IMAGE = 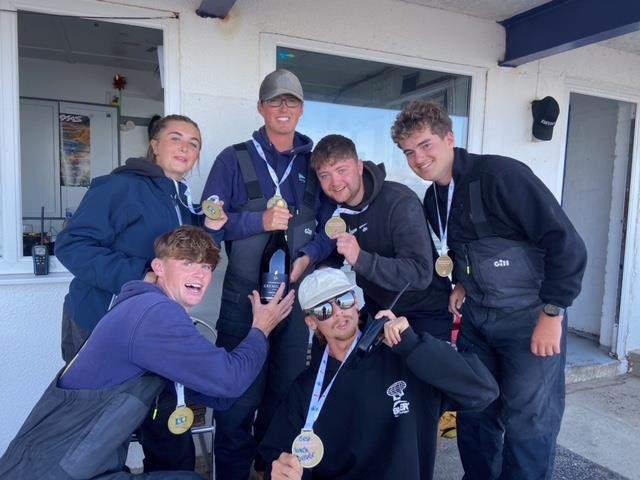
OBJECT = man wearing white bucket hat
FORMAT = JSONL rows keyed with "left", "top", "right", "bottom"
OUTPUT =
{"left": 260, "top": 267, "right": 498, "bottom": 480}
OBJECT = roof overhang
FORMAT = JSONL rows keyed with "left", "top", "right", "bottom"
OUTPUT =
{"left": 500, "top": 0, "right": 640, "bottom": 67}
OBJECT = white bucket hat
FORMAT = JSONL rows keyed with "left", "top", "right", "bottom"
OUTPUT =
{"left": 299, "top": 268, "right": 355, "bottom": 311}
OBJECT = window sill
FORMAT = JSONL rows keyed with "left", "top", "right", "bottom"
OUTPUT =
{"left": 0, "top": 271, "right": 73, "bottom": 286}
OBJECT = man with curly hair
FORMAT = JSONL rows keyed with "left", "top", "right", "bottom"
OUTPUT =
{"left": 391, "top": 100, "right": 587, "bottom": 480}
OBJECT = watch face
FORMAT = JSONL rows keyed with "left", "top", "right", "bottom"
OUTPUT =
{"left": 544, "top": 304, "right": 561, "bottom": 316}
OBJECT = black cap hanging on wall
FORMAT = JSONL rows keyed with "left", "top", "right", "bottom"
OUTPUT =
{"left": 531, "top": 96, "right": 560, "bottom": 141}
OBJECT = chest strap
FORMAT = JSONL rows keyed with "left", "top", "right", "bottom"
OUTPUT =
{"left": 468, "top": 180, "right": 494, "bottom": 238}
{"left": 233, "top": 142, "right": 263, "bottom": 201}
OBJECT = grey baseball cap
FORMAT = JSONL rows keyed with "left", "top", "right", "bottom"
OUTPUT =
{"left": 259, "top": 69, "right": 304, "bottom": 102}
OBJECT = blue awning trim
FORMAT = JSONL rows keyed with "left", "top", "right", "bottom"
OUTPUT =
{"left": 196, "top": 0, "right": 237, "bottom": 19}
{"left": 499, "top": 0, "right": 640, "bottom": 67}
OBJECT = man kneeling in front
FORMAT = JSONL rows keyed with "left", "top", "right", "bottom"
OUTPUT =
{"left": 0, "top": 225, "right": 294, "bottom": 480}
{"left": 260, "top": 268, "right": 499, "bottom": 480}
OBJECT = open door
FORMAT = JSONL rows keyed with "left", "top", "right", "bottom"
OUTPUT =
{"left": 562, "top": 93, "right": 635, "bottom": 352}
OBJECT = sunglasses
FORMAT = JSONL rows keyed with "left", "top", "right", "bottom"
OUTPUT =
{"left": 264, "top": 96, "right": 302, "bottom": 108}
{"left": 305, "top": 291, "right": 356, "bottom": 321}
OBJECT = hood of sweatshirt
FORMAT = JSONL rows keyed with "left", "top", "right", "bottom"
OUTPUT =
{"left": 350, "top": 160, "right": 386, "bottom": 210}
{"left": 113, "top": 280, "right": 166, "bottom": 309}
{"left": 111, "top": 157, "right": 166, "bottom": 178}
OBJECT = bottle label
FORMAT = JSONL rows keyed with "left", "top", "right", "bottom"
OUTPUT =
{"left": 261, "top": 272, "right": 289, "bottom": 302}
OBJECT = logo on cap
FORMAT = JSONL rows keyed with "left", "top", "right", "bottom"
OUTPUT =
{"left": 532, "top": 96, "right": 560, "bottom": 141}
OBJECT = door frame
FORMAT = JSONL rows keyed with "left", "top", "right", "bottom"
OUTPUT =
{"left": 561, "top": 77, "right": 640, "bottom": 364}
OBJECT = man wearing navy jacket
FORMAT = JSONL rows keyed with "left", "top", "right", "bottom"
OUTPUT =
{"left": 0, "top": 226, "right": 294, "bottom": 480}
{"left": 201, "top": 69, "right": 334, "bottom": 478}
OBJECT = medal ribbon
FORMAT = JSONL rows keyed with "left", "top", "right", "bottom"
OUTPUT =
{"left": 174, "top": 382, "right": 186, "bottom": 407}
{"left": 252, "top": 139, "right": 297, "bottom": 197}
{"left": 303, "top": 332, "right": 361, "bottom": 431}
{"left": 331, "top": 204, "right": 369, "bottom": 217}
{"left": 172, "top": 179, "right": 219, "bottom": 216}
{"left": 433, "top": 179, "right": 455, "bottom": 256}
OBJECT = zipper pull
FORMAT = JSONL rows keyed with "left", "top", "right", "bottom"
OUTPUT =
{"left": 152, "top": 395, "right": 159, "bottom": 420}
{"left": 464, "top": 248, "right": 471, "bottom": 275}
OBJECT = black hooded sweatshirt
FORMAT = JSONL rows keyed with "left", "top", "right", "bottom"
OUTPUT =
{"left": 338, "top": 161, "right": 451, "bottom": 335}
{"left": 259, "top": 327, "right": 499, "bottom": 480}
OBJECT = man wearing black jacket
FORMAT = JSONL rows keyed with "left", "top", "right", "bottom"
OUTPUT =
{"left": 260, "top": 267, "right": 498, "bottom": 480}
{"left": 309, "top": 134, "right": 453, "bottom": 340}
{"left": 392, "top": 100, "right": 587, "bottom": 480}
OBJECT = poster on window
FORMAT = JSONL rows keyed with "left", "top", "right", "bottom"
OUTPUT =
{"left": 60, "top": 113, "right": 91, "bottom": 187}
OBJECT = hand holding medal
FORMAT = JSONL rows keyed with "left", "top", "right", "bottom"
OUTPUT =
{"left": 271, "top": 452, "right": 303, "bottom": 480}
{"left": 335, "top": 232, "right": 361, "bottom": 266}
{"left": 202, "top": 195, "right": 228, "bottom": 230}
{"left": 263, "top": 199, "right": 292, "bottom": 231}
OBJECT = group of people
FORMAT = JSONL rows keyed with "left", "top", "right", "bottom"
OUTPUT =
{"left": 0, "top": 68, "right": 586, "bottom": 480}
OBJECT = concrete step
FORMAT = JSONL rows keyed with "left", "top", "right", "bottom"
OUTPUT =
{"left": 628, "top": 350, "right": 640, "bottom": 378}
{"left": 565, "top": 332, "right": 626, "bottom": 384}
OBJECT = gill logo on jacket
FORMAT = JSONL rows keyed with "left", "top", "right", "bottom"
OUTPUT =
{"left": 387, "top": 380, "right": 410, "bottom": 418}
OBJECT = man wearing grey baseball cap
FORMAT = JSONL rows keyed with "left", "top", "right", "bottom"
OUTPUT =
{"left": 260, "top": 268, "right": 499, "bottom": 480}
{"left": 201, "top": 70, "right": 335, "bottom": 479}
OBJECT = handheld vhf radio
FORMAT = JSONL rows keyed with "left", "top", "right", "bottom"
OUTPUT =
{"left": 357, "top": 282, "right": 411, "bottom": 357}
{"left": 32, "top": 206, "right": 49, "bottom": 275}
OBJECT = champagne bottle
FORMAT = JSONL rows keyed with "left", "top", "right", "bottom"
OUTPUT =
{"left": 259, "top": 231, "right": 290, "bottom": 304}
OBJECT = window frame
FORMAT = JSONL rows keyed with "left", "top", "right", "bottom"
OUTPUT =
{"left": 0, "top": 0, "right": 180, "bottom": 276}
{"left": 259, "top": 33, "right": 486, "bottom": 153}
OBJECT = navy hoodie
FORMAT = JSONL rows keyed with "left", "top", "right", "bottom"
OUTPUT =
{"left": 56, "top": 157, "right": 219, "bottom": 332}
{"left": 60, "top": 281, "right": 268, "bottom": 408}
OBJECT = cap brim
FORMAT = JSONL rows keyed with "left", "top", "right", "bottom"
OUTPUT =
{"left": 532, "top": 123, "right": 553, "bottom": 141}
{"left": 260, "top": 87, "right": 304, "bottom": 102}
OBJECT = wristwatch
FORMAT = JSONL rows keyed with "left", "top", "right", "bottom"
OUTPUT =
{"left": 543, "top": 304, "right": 565, "bottom": 317}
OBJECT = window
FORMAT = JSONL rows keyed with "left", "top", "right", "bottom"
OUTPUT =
{"left": 0, "top": 1, "right": 179, "bottom": 275}
{"left": 276, "top": 46, "right": 473, "bottom": 197}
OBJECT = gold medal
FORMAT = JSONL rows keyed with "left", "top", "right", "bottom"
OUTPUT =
{"left": 267, "top": 195, "right": 288, "bottom": 209}
{"left": 167, "top": 405, "right": 194, "bottom": 435}
{"left": 324, "top": 217, "right": 347, "bottom": 239}
{"left": 292, "top": 429, "right": 324, "bottom": 468}
{"left": 435, "top": 255, "right": 454, "bottom": 277}
{"left": 201, "top": 200, "right": 222, "bottom": 220}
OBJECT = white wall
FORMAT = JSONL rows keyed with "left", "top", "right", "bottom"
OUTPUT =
{"left": 5, "top": 0, "right": 640, "bottom": 455}
{"left": 0, "top": 277, "right": 68, "bottom": 451}
{"left": 19, "top": 56, "right": 164, "bottom": 162}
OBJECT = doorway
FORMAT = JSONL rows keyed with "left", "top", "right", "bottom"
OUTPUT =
{"left": 562, "top": 92, "right": 635, "bottom": 352}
